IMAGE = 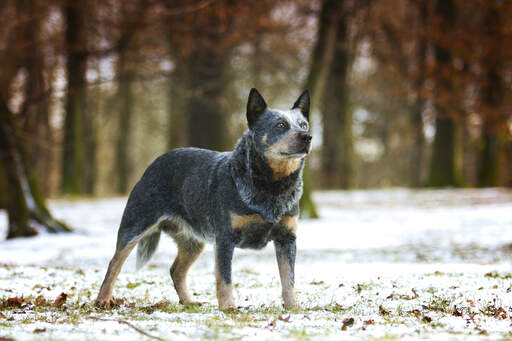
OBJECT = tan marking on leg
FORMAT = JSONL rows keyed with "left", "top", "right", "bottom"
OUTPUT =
{"left": 95, "top": 244, "right": 135, "bottom": 308}
{"left": 215, "top": 262, "right": 235, "bottom": 310}
{"left": 276, "top": 249, "right": 297, "bottom": 310}
{"left": 170, "top": 242, "right": 205, "bottom": 305}
{"left": 280, "top": 215, "right": 298, "bottom": 233}
{"left": 230, "top": 213, "right": 265, "bottom": 230}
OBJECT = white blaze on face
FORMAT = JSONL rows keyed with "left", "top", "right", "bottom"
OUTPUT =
{"left": 273, "top": 109, "right": 303, "bottom": 129}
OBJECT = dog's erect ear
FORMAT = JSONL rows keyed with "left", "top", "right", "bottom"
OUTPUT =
{"left": 292, "top": 90, "right": 310, "bottom": 121}
{"left": 247, "top": 88, "right": 267, "bottom": 129}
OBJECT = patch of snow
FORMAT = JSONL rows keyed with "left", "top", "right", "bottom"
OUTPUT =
{"left": 0, "top": 189, "right": 511, "bottom": 340}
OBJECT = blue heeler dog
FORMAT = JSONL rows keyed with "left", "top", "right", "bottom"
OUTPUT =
{"left": 95, "top": 88, "right": 312, "bottom": 310}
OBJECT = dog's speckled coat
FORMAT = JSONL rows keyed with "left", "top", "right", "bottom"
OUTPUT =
{"left": 95, "top": 88, "right": 311, "bottom": 310}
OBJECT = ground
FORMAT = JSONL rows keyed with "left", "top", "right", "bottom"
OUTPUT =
{"left": 1, "top": 188, "right": 512, "bottom": 340}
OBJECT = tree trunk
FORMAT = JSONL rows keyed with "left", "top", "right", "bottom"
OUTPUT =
{"left": 409, "top": 0, "right": 427, "bottom": 187}
{"left": 21, "top": 0, "right": 53, "bottom": 194}
{"left": 186, "top": 50, "right": 229, "bottom": 151}
{"left": 477, "top": 4, "right": 504, "bottom": 188}
{"left": 478, "top": 130, "right": 501, "bottom": 187}
{"left": 426, "top": 117, "right": 462, "bottom": 186}
{"left": 61, "top": 0, "right": 89, "bottom": 195}
{"left": 426, "top": 0, "right": 462, "bottom": 187}
{"left": 114, "top": 48, "right": 135, "bottom": 194}
{"left": 0, "top": 99, "right": 72, "bottom": 239}
{"left": 299, "top": 0, "right": 341, "bottom": 217}
{"left": 167, "top": 62, "right": 189, "bottom": 150}
{"left": 321, "top": 10, "right": 354, "bottom": 189}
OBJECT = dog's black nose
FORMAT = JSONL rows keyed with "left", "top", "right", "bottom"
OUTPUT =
{"left": 300, "top": 133, "right": 312, "bottom": 143}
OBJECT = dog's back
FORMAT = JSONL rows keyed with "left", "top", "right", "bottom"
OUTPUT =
{"left": 118, "top": 147, "right": 231, "bottom": 261}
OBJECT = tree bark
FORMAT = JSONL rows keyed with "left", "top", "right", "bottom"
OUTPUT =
{"left": 61, "top": 0, "right": 90, "bottom": 195}
{"left": 0, "top": 99, "right": 72, "bottom": 239}
{"left": 298, "top": 0, "right": 341, "bottom": 217}
{"left": 409, "top": 0, "right": 427, "bottom": 187}
{"left": 167, "top": 62, "right": 189, "bottom": 150}
{"left": 321, "top": 6, "right": 354, "bottom": 189}
{"left": 426, "top": 0, "right": 462, "bottom": 187}
{"left": 21, "top": 0, "right": 53, "bottom": 194}
{"left": 185, "top": 48, "right": 229, "bottom": 151}
{"left": 114, "top": 46, "right": 135, "bottom": 194}
{"left": 477, "top": 4, "right": 504, "bottom": 188}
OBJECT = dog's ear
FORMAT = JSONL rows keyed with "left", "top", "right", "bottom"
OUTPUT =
{"left": 292, "top": 90, "right": 310, "bottom": 121}
{"left": 247, "top": 88, "right": 267, "bottom": 129}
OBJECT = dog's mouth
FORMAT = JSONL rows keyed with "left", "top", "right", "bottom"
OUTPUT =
{"left": 280, "top": 146, "right": 310, "bottom": 158}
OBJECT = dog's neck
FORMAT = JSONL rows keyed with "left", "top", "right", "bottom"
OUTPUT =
{"left": 229, "top": 132, "right": 304, "bottom": 223}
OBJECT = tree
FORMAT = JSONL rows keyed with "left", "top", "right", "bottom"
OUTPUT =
{"left": 113, "top": 0, "right": 151, "bottom": 193}
{"left": 299, "top": 0, "right": 342, "bottom": 217}
{"left": 425, "top": 0, "right": 463, "bottom": 187}
{"left": 0, "top": 100, "right": 72, "bottom": 238}
{"left": 476, "top": 1, "right": 505, "bottom": 187}
{"left": 61, "top": 0, "right": 93, "bottom": 195}
{"left": 321, "top": 7, "right": 354, "bottom": 189}
{"left": 0, "top": 1, "right": 71, "bottom": 238}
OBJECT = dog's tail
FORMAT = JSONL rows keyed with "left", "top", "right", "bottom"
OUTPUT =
{"left": 136, "top": 231, "right": 161, "bottom": 270}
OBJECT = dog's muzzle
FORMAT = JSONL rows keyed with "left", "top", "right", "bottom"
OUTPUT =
{"left": 299, "top": 132, "right": 312, "bottom": 153}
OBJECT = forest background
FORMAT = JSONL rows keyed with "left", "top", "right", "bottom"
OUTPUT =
{"left": 0, "top": 0, "right": 511, "bottom": 238}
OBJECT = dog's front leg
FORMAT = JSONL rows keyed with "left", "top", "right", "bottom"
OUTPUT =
{"left": 274, "top": 231, "right": 298, "bottom": 310}
{"left": 215, "top": 235, "right": 235, "bottom": 310}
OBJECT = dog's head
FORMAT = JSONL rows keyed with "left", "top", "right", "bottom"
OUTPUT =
{"left": 246, "top": 88, "right": 312, "bottom": 179}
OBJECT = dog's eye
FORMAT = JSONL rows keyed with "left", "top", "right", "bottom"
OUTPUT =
{"left": 299, "top": 121, "right": 308, "bottom": 130}
{"left": 276, "top": 122, "right": 287, "bottom": 129}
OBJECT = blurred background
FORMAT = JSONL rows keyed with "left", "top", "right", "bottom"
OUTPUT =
{"left": 0, "top": 0, "right": 511, "bottom": 238}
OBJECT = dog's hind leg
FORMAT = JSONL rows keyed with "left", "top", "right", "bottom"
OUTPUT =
{"left": 95, "top": 215, "right": 161, "bottom": 308}
{"left": 170, "top": 232, "right": 205, "bottom": 305}
{"left": 95, "top": 240, "right": 136, "bottom": 308}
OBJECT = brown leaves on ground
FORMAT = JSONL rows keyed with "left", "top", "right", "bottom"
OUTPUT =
{"left": 1, "top": 297, "right": 27, "bottom": 308}
{"left": 1, "top": 292, "right": 69, "bottom": 309}
{"left": 278, "top": 315, "right": 291, "bottom": 322}
{"left": 378, "top": 305, "right": 390, "bottom": 315}
{"left": 266, "top": 315, "right": 291, "bottom": 328}
{"left": 341, "top": 317, "right": 354, "bottom": 330}
{"left": 54, "top": 293, "right": 68, "bottom": 308}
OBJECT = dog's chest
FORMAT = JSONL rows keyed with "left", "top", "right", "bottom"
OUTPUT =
{"left": 230, "top": 213, "right": 296, "bottom": 249}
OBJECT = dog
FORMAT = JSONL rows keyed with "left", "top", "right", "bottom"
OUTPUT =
{"left": 95, "top": 88, "right": 312, "bottom": 310}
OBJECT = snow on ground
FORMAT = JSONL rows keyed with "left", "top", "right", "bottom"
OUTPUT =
{"left": 1, "top": 188, "right": 512, "bottom": 340}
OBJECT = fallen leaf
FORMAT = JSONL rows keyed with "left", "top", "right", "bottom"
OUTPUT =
{"left": 0, "top": 312, "right": 6, "bottom": 318}
{"left": 379, "top": 305, "right": 390, "bottom": 315}
{"left": 341, "top": 317, "right": 354, "bottom": 330}
{"left": 493, "top": 307, "right": 507, "bottom": 319}
{"left": 33, "top": 328, "right": 46, "bottom": 334}
{"left": 411, "top": 288, "right": 419, "bottom": 299}
{"left": 452, "top": 306, "right": 463, "bottom": 317}
{"left": 278, "top": 315, "right": 291, "bottom": 322}
{"left": 35, "top": 296, "right": 47, "bottom": 306}
{"left": 4, "top": 297, "right": 25, "bottom": 307}
{"left": 54, "top": 293, "right": 68, "bottom": 307}
{"left": 363, "top": 319, "right": 374, "bottom": 326}
{"left": 410, "top": 309, "right": 422, "bottom": 318}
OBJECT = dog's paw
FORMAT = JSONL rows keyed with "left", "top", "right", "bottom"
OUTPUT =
{"left": 94, "top": 296, "right": 122, "bottom": 309}
{"left": 221, "top": 306, "right": 241, "bottom": 313}
{"left": 180, "top": 300, "right": 204, "bottom": 306}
